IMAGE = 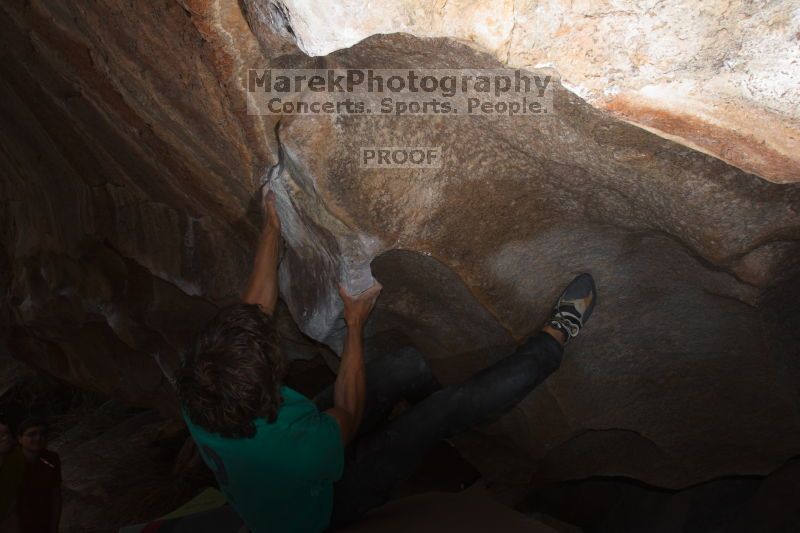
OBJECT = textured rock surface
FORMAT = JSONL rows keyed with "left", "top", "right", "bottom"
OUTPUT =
{"left": 263, "top": 34, "right": 800, "bottom": 488}
{"left": 1, "top": 0, "right": 800, "bottom": 495}
{"left": 522, "top": 457, "right": 800, "bottom": 532}
{"left": 0, "top": 0, "right": 272, "bottom": 410}
{"left": 270, "top": 0, "right": 800, "bottom": 184}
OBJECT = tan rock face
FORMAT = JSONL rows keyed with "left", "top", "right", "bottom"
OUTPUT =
{"left": 0, "top": 0, "right": 278, "bottom": 408}
{"left": 262, "top": 34, "right": 800, "bottom": 488}
{"left": 2, "top": 0, "right": 800, "bottom": 493}
{"left": 271, "top": 0, "right": 800, "bottom": 183}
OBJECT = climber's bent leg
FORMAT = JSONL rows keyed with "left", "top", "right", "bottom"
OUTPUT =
{"left": 314, "top": 345, "right": 442, "bottom": 437}
{"left": 329, "top": 331, "right": 563, "bottom": 528}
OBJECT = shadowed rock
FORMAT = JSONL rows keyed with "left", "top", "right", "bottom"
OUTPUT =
{"left": 0, "top": 0, "right": 799, "bottom": 494}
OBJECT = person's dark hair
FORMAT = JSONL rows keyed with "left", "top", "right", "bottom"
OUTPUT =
{"left": 176, "top": 303, "right": 285, "bottom": 439}
{"left": 16, "top": 417, "right": 46, "bottom": 437}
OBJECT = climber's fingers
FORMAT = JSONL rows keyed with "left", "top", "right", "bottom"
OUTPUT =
{"left": 338, "top": 281, "right": 383, "bottom": 324}
{"left": 263, "top": 189, "right": 281, "bottom": 232}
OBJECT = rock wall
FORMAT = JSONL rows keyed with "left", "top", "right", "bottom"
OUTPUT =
{"left": 1, "top": 0, "right": 799, "bottom": 491}
{"left": 0, "top": 0, "right": 273, "bottom": 408}
{"left": 270, "top": 0, "right": 800, "bottom": 184}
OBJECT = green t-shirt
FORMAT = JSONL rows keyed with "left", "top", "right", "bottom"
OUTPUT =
{"left": 183, "top": 386, "right": 344, "bottom": 533}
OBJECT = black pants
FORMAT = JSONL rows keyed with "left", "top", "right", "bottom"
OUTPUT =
{"left": 313, "top": 331, "right": 564, "bottom": 529}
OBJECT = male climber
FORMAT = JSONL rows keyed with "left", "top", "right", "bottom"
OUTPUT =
{"left": 176, "top": 191, "right": 596, "bottom": 532}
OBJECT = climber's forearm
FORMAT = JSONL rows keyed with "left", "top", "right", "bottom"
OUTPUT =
{"left": 326, "top": 324, "right": 366, "bottom": 445}
{"left": 324, "top": 281, "right": 381, "bottom": 445}
{"left": 242, "top": 228, "right": 280, "bottom": 315}
{"left": 337, "top": 324, "right": 366, "bottom": 426}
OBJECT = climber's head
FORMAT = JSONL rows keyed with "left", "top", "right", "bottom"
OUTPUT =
{"left": 176, "top": 303, "right": 286, "bottom": 439}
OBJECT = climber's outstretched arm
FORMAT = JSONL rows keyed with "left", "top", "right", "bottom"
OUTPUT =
{"left": 325, "top": 282, "right": 382, "bottom": 445}
{"left": 242, "top": 190, "right": 281, "bottom": 315}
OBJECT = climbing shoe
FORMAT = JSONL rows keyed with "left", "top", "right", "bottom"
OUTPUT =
{"left": 548, "top": 273, "right": 597, "bottom": 344}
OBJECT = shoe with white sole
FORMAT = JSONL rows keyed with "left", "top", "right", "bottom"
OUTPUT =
{"left": 548, "top": 273, "right": 597, "bottom": 344}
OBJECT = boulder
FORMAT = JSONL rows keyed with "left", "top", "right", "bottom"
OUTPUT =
{"left": 1, "top": 0, "right": 798, "bottom": 491}
{"left": 262, "top": 0, "right": 800, "bottom": 183}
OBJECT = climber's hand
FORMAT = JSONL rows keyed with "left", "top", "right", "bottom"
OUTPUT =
{"left": 339, "top": 281, "right": 383, "bottom": 328}
{"left": 243, "top": 188, "right": 281, "bottom": 313}
{"left": 263, "top": 189, "right": 281, "bottom": 234}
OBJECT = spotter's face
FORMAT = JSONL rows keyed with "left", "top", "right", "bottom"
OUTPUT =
{"left": 19, "top": 425, "right": 46, "bottom": 453}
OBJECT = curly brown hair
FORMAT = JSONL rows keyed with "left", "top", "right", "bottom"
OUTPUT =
{"left": 176, "top": 303, "right": 286, "bottom": 438}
